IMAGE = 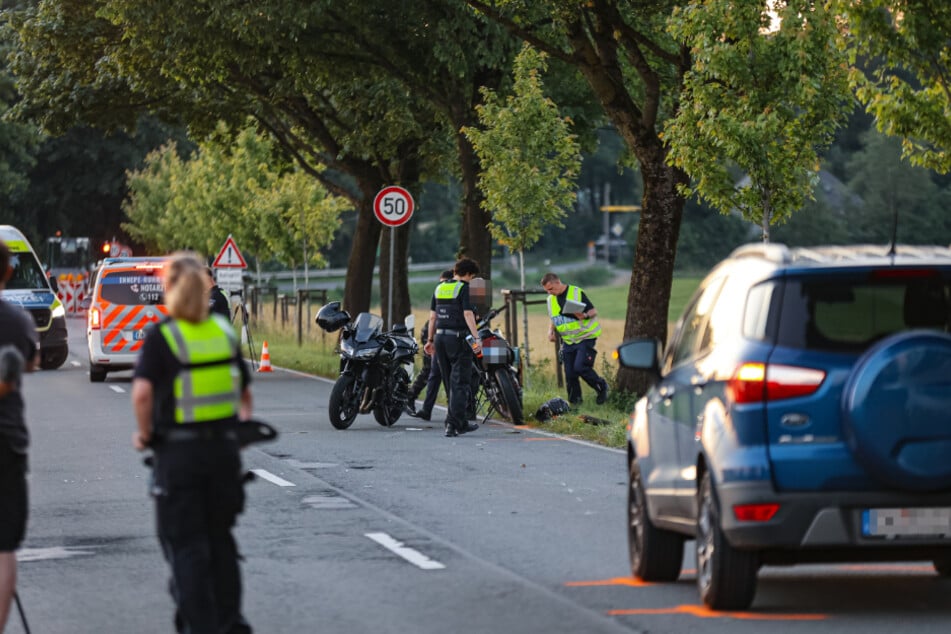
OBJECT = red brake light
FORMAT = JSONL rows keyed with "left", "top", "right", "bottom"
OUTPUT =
{"left": 727, "top": 363, "right": 825, "bottom": 404}
{"left": 733, "top": 503, "right": 780, "bottom": 522}
{"left": 89, "top": 307, "right": 101, "bottom": 330}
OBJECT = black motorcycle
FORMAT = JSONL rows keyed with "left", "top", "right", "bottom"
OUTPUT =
{"left": 316, "top": 302, "right": 418, "bottom": 430}
{"left": 472, "top": 305, "right": 523, "bottom": 425}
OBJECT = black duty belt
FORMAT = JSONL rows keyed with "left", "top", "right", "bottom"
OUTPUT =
{"left": 436, "top": 328, "right": 466, "bottom": 336}
{"left": 161, "top": 427, "right": 239, "bottom": 443}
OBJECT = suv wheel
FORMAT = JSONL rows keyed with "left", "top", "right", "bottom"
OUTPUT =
{"left": 628, "top": 460, "right": 684, "bottom": 581}
{"left": 696, "top": 472, "right": 759, "bottom": 610}
{"left": 89, "top": 364, "right": 107, "bottom": 383}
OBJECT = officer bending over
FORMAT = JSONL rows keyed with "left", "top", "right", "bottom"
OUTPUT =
{"left": 424, "top": 258, "right": 481, "bottom": 437}
{"left": 132, "top": 252, "right": 253, "bottom": 634}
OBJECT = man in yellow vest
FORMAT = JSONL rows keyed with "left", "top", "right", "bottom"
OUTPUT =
{"left": 542, "top": 272, "right": 609, "bottom": 405}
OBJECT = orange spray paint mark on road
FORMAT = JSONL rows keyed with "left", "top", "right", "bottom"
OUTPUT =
{"left": 608, "top": 604, "right": 827, "bottom": 621}
{"left": 565, "top": 577, "right": 656, "bottom": 587}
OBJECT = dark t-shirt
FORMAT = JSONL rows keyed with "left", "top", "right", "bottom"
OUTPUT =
{"left": 133, "top": 317, "right": 251, "bottom": 433}
{"left": 209, "top": 286, "right": 231, "bottom": 319}
{"left": 0, "top": 299, "right": 40, "bottom": 453}
{"left": 430, "top": 281, "right": 473, "bottom": 330}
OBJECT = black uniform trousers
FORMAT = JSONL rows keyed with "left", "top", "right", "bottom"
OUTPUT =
{"left": 434, "top": 332, "right": 473, "bottom": 432}
{"left": 562, "top": 338, "right": 604, "bottom": 404}
{"left": 153, "top": 437, "right": 249, "bottom": 634}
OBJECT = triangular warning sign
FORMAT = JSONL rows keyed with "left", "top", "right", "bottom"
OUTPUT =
{"left": 212, "top": 235, "right": 248, "bottom": 268}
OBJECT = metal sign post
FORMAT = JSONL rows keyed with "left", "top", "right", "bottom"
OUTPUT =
{"left": 373, "top": 186, "right": 415, "bottom": 328}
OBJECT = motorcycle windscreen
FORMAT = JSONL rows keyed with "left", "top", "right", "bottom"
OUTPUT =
{"left": 352, "top": 313, "right": 384, "bottom": 343}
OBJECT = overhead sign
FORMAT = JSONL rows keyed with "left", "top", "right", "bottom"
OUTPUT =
{"left": 213, "top": 235, "right": 248, "bottom": 268}
{"left": 373, "top": 186, "right": 415, "bottom": 227}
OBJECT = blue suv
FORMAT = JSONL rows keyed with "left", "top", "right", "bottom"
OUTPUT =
{"left": 616, "top": 243, "right": 951, "bottom": 610}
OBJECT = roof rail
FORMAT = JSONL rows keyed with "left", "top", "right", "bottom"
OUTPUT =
{"left": 728, "top": 242, "right": 792, "bottom": 264}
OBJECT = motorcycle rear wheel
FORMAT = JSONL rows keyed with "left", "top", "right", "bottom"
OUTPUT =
{"left": 373, "top": 367, "right": 410, "bottom": 427}
{"left": 328, "top": 375, "right": 360, "bottom": 429}
{"left": 491, "top": 369, "right": 523, "bottom": 425}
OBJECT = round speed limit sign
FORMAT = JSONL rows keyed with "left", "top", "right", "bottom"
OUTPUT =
{"left": 373, "top": 186, "right": 415, "bottom": 227}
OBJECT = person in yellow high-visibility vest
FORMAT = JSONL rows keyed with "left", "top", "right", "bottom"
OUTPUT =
{"left": 132, "top": 252, "right": 253, "bottom": 634}
{"left": 542, "top": 272, "right": 609, "bottom": 405}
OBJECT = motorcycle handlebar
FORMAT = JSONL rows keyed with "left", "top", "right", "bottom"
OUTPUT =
{"left": 477, "top": 304, "right": 508, "bottom": 329}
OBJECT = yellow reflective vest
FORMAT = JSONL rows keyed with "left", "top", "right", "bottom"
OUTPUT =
{"left": 547, "top": 285, "right": 602, "bottom": 345}
{"left": 159, "top": 316, "right": 241, "bottom": 424}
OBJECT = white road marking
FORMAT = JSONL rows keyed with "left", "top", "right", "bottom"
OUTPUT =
{"left": 365, "top": 532, "right": 445, "bottom": 570}
{"left": 70, "top": 361, "right": 81, "bottom": 367}
{"left": 251, "top": 469, "right": 296, "bottom": 487}
{"left": 286, "top": 459, "right": 339, "bottom": 469}
{"left": 17, "top": 547, "right": 95, "bottom": 562}
{"left": 302, "top": 494, "right": 357, "bottom": 509}
{"left": 109, "top": 385, "right": 125, "bottom": 394}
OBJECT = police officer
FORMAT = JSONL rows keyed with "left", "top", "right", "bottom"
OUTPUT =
{"left": 424, "top": 258, "right": 481, "bottom": 437}
{"left": 542, "top": 272, "right": 609, "bottom": 405}
{"left": 206, "top": 266, "right": 232, "bottom": 320}
{"left": 132, "top": 252, "right": 253, "bottom": 634}
{"left": 407, "top": 269, "right": 454, "bottom": 420}
{"left": 0, "top": 240, "right": 39, "bottom": 632}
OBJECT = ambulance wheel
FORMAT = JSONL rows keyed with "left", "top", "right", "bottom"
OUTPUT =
{"left": 89, "top": 364, "right": 107, "bottom": 383}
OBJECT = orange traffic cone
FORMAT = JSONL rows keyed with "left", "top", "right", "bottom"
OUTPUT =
{"left": 258, "top": 340, "right": 273, "bottom": 372}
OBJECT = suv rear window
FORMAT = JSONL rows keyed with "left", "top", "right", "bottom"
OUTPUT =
{"left": 776, "top": 272, "right": 950, "bottom": 352}
{"left": 99, "top": 270, "right": 165, "bottom": 305}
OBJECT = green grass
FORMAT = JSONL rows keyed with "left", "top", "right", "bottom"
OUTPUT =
{"left": 252, "top": 273, "right": 702, "bottom": 448}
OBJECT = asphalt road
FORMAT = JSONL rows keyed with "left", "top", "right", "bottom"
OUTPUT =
{"left": 8, "top": 318, "right": 951, "bottom": 633}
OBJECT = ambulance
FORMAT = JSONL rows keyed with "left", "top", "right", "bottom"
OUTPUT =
{"left": 86, "top": 256, "right": 168, "bottom": 382}
{"left": 0, "top": 225, "right": 69, "bottom": 369}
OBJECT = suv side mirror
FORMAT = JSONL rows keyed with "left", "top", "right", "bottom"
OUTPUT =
{"left": 615, "top": 338, "right": 662, "bottom": 376}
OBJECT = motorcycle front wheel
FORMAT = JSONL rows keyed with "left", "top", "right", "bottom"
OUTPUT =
{"left": 328, "top": 375, "right": 361, "bottom": 429}
{"left": 491, "top": 368, "right": 523, "bottom": 425}
{"left": 373, "top": 367, "right": 410, "bottom": 427}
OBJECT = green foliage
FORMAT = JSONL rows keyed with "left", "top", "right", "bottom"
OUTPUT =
{"left": 665, "top": 1, "right": 851, "bottom": 240}
{"left": 570, "top": 265, "right": 613, "bottom": 289}
{"left": 122, "top": 121, "right": 347, "bottom": 264}
{"left": 841, "top": 0, "right": 951, "bottom": 173}
{"left": 465, "top": 45, "right": 581, "bottom": 255}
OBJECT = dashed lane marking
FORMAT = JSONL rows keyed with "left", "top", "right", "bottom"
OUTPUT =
{"left": 365, "top": 532, "right": 446, "bottom": 570}
{"left": 18, "top": 547, "right": 95, "bottom": 562}
{"left": 109, "top": 385, "right": 125, "bottom": 394}
{"left": 70, "top": 361, "right": 81, "bottom": 367}
{"left": 251, "top": 469, "right": 296, "bottom": 487}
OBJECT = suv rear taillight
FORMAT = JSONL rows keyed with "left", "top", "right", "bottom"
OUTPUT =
{"left": 89, "top": 307, "right": 101, "bottom": 330}
{"left": 727, "top": 363, "right": 826, "bottom": 404}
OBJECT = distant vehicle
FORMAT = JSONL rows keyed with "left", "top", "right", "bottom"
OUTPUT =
{"left": 0, "top": 225, "right": 69, "bottom": 369}
{"left": 86, "top": 256, "right": 168, "bottom": 382}
{"left": 617, "top": 243, "right": 951, "bottom": 610}
{"left": 46, "top": 234, "right": 93, "bottom": 278}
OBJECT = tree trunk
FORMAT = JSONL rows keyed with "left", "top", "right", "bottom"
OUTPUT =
{"left": 343, "top": 190, "right": 382, "bottom": 316}
{"left": 617, "top": 144, "right": 689, "bottom": 395}
{"left": 454, "top": 120, "right": 493, "bottom": 279}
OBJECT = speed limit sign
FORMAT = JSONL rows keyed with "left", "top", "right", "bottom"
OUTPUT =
{"left": 373, "top": 186, "right": 415, "bottom": 227}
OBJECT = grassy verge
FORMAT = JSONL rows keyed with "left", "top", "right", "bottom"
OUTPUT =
{"left": 246, "top": 276, "right": 700, "bottom": 449}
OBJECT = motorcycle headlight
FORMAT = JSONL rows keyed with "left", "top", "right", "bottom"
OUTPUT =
{"left": 353, "top": 347, "right": 378, "bottom": 360}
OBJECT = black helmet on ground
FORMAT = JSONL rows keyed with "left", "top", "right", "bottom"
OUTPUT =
{"left": 316, "top": 301, "right": 350, "bottom": 332}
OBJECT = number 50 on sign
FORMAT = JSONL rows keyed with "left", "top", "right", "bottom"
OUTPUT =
{"left": 373, "top": 186, "right": 415, "bottom": 227}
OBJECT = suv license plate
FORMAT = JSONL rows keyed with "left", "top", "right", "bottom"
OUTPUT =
{"left": 862, "top": 507, "right": 951, "bottom": 538}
